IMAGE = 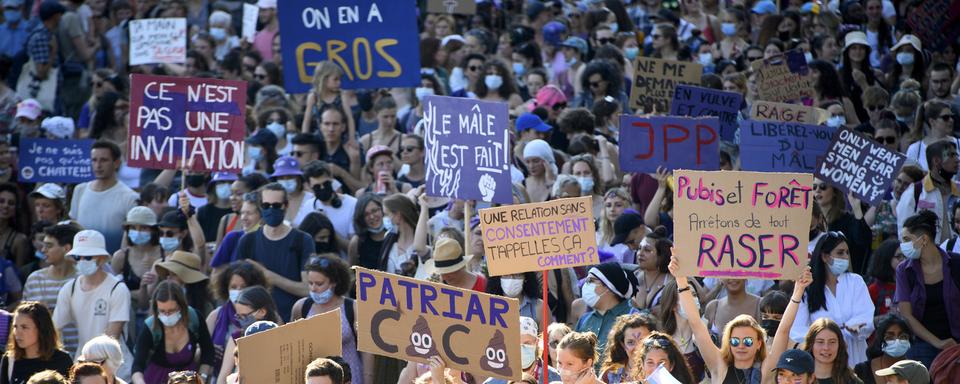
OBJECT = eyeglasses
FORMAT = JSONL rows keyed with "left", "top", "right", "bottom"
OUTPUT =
{"left": 729, "top": 337, "right": 755, "bottom": 347}
{"left": 824, "top": 231, "right": 847, "bottom": 241}
{"left": 939, "top": 114, "right": 956, "bottom": 121}
{"left": 598, "top": 38, "right": 615, "bottom": 45}
{"left": 401, "top": 145, "right": 419, "bottom": 153}
{"left": 812, "top": 183, "right": 829, "bottom": 191}
{"left": 748, "top": 55, "right": 763, "bottom": 61}
{"left": 72, "top": 255, "right": 97, "bottom": 261}
{"left": 875, "top": 136, "right": 896, "bottom": 144}
{"left": 551, "top": 102, "right": 567, "bottom": 111}
{"left": 261, "top": 202, "right": 284, "bottom": 210}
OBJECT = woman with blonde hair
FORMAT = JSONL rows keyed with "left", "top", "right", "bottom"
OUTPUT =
{"left": 302, "top": 61, "right": 355, "bottom": 139}
{"left": 597, "top": 188, "right": 630, "bottom": 250}
{"left": 553, "top": 332, "right": 602, "bottom": 384}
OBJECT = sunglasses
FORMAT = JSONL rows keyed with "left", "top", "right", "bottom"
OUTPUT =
{"left": 73, "top": 255, "right": 97, "bottom": 261}
{"left": 748, "top": 56, "right": 763, "bottom": 61}
{"left": 551, "top": 102, "right": 567, "bottom": 111}
{"left": 867, "top": 105, "right": 885, "bottom": 112}
{"left": 644, "top": 337, "right": 673, "bottom": 348}
{"left": 824, "top": 230, "right": 847, "bottom": 240}
{"left": 94, "top": 81, "right": 104, "bottom": 88}
{"left": 812, "top": 183, "right": 829, "bottom": 191}
{"left": 401, "top": 145, "right": 419, "bottom": 153}
{"left": 598, "top": 38, "right": 615, "bottom": 45}
{"left": 254, "top": 74, "right": 266, "bottom": 80}
{"left": 261, "top": 202, "right": 284, "bottom": 210}
{"left": 468, "top": 65, "right": 482, "bottom": 72}
{"left": 875, "top": 136, "right": 896, "bottom": 144}
{"left": 307, "top": 256, "right": 331, "bottom": 268}
{"left": 729, "top": 337, "right": 755, "bottom": 347}
{"left": 939, "top": 114, "right": 956, "bottom": 121}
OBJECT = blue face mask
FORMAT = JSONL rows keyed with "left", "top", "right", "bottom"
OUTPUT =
{"left": 882, "top": 339, "right": 910, "bottom": 357}
{"left": 624, "top": 47, "right": 640, "bottom": 60}
{"left": 309, "top": 288, "right": 334, "bottom": 304}
{"left": 382, "top": 216, "right": 395, "bottom": 233}
{"left": 229, "top": 289, "right": 241, "bottom": 303}
{"left": 721, "top": 22, "right": 737, "bottom": 37}
{"left": 4, "top": 10, "right": 21, "bottom": 23}
{"left": 76, "top": 259, "right": 99, "bottom": 276}
{"left": 512, "top": 62, "right": 525, "bottom": 76}
{"left": 896, "top": 52, "right": 915, "bottom": 66}
{"left": 129, "top": 230, "right": 152, "bottom": 246}
{"left": 247, "top": 147, "right": 263, "bottom": 161}
{"left": 34, "top": 250, "right": 46, "bottom": 260}
{"left": 159, "top": 236, "right": 180, "bottom": 252}
{"left": 829, "top": 257, "right": 849, "bottom": 275}
{"left": 159, "top": 311, "right": 182, "bottom": 327}
{"left": 209, "top": 27, "right": 227, "bottom": 41}
{"left": 261, "top": 207, "right": 284, "bottom": 227}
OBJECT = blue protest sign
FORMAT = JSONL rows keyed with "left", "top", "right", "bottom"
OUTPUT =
{"left": 18, "top": 139, "right": 94, "bottom": 183}
{"left": 670, "top": 84, "right": 743, "bottom": 141}
{"left": 618, "top": 115, "right": 720, "bottom": 173}
{"left": 277, "top": 0, "right": 420, "bottom": 93}
{"left": 423, "top": 95, "right": 512, "bottom": 204}
{"left": 815, "top": 127, "right": 906, "bottom": 205}
{"left": 740, "top": 120, "right": 836, "bottom": 173}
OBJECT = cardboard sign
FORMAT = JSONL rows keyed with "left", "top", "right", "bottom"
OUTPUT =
{"left": 427, "top": 0, "right": 477, "bottom": 14}
{"left": 127, "top": 74, "right": 247, "bottom": 172}
{"left": 355, "top": 267, "right": 522, "bottom": 381}
{"left": 128, "top": 18, "right": 186, "bottom": 66}
{"left": 751, "top": 100, "right": 828, "bottom": 125}
{"left": 238, "top": 308, "right": 343, "bottom": 384}
{"left": 619, "top": 115, "right": 720, "bottom": 173}
{"left": 739, "top": 120, "right": 836, "bottom": 173}
{"left": 751, "top": 51, "right": 814, "bottom": 104}
{"left": 479, "top": 196, "right": 597, "bottom": 276}
{"left": 277, "top": 0, "right": 420, "bottom": 93}
{"left": 906, "top": 0, "right": 960, "bottom": 51}
{"left": 629, "top": 57, "right": 702, "bottom": 114}
{"left": 670, "top": 84, "right": 743, "bottom": 142}
{"left": 18, "top": 138, "right": 94, "bottom": 183}
{"left": 815, "top": 128, "right": 906, "bottom": 206}
{"left": 423, "top": 95, "right": 512, "bottom": 204}
{"left": 242, "top": 3, "right": 258, "bottom": 43}
{"left": 673, "top": 170, "right": 813, "bottom": 280}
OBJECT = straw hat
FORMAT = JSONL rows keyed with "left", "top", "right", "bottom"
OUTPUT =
{"left": 155, "top": 251, "right": 208, "bottom": 284}
{"left": 422, "top": 238, "right": 470, "bottom": 275}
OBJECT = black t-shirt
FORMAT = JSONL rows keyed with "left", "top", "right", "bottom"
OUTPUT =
{"left": 0, "top": 350, "right": 73, "bottom": 384}
{"left": 237, "top": 228, "right": 314, "bottom": 323}
{"left": 197, "top": 204, "right": 232, "bottom": 243}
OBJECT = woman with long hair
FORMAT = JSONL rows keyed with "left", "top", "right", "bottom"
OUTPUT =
{"left": 634, "top": 229, "right": 673, "bottom": 311}
{"left": 0, "top": 182, "right": 31, "bottom": 272}
{"left": 377, "top": 194, "right": 420, "bottom": 277}
{"left": 853, "top": 314, "right": 912, "bottom": 384}
{"left": 597, "top": 188, "right": 630, "bottom": 251}
{"left": 886, "top": 35, "right": 925, "bottom": 93}
{"left": 801, "top": 319, "right": 863, "bottom": 384}
{"left": 631, "top": 332, "right": 697, "bottom": 383}
{"left": 904, "top": 101, "right": 959, "bottom": 171}
{"left": 204, "top": 261, "right": 267, "bottom": 381}
{"left": 476, "top": 60, "right": 523, "bottom": 109}
{"left": 555, "top": 332, "right": 602, "bottom": 384}
{"left": 0, "top": 302, "right": 73, "bottom": 383}
{"left": 573, "top": 60, "right": 627, "bottom": 112}
{"left": 812, "top": 179, "right": 871, "bottom": 274}
{"left": 215, "top": 286, "right": 282, "bottom": 384}
{"left": 840, "top": 32, "right": 878, "bottom": 124}
{"left": 866, "top": 239, "right": 903, "bottom": 317}
{"left": 565, "top": 154, "right": 606, "bottom": 217}
{"left": 809, "top": 60, "right": 861, "bottom": 126}
{"left": 348, "top": 193, "right": 386, "bottom": 270}
{"left": 599, "top": 313, "right": 658, "bottom": 383}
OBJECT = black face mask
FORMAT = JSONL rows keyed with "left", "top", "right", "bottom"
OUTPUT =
{"left": 761, "top": 319, "right": 780, "bottom": 336}
{"left": 313, "top": 181, "right": 334, "bottom": 202}
{"left": 315, "top": 241, "right": 332, "bottom": 253}
{"left": 939, "top": 167, "right": 957, "bottom": 182}
{"left": 185, "top": 174, "right": 206, "bottom": 188}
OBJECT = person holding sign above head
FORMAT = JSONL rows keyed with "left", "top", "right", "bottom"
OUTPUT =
{"left": 896, "top": 139, "right": 960, "bottom": 244}
{"left": 789, "top": 231, "right": 875, "bottom": 366}
{"left": 575, "top": 262, "right": 640, "bottom": 368}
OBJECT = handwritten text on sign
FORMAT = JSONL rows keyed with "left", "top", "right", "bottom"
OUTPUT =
{"left": 423, "top": 95, "right": 511, "bottom": 204}
{"left": 671, "top": 84, "right": 743, "bottom": 142}
{"left": 751, "top": 51, "right": 814, "bottom": 104}
{"left": 18, "top": 139, "right": 94, "bottom": 183}
{"left": 127, "top": 74, "right": 247, "bottom": 172}
{"left": 128, "top": 18, "right": 186, "bottom": 66}
{"left": 629, "top": 57, "right": 701, "bottom": 114}
{"left": 277, "top": 0, "right": 420, "bottom": 92}
{"left": 673, "top": 170, "right": 812, "bottom": 280}
{"left": 619, "top": 115, "right": 719, "bottom": 173}
{"left": 356, "top": 268, "right": 522, "bottom": 381}
{"left": 479, "top": 196, "right": 597, "bottom": 276}
{"left": 238, "top": 309, "right": 342, "bottom": 384}
{"left": 815, "top": 128, "right": 906, "bottom": 205}
{"left": 750, "top": 100, "right": 826, "bottom": 125}
{"left": 739, "top": 120, "right": 835, "bottom": 173}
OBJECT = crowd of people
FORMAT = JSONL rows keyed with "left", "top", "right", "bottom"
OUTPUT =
{"left": 0, "top": 0, "right": 958, "bottom": 383}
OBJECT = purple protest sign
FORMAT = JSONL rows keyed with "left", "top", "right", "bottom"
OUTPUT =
{"left": 739, "top": 120, "right": 836, "bottom": 173}
{"left": 618, "top": 115, "right": 720, "bottom": 173}
{"left": 423, "top": 95, "right": 512, "bottom": 204}
{"left": 670, "top": 84, "right": 743, "bottom": 142}
{"left": 815, "top": 128, "right": 906, "bottom": 205}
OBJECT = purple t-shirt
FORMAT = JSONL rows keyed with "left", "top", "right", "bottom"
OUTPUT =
{"left": 894, "top": 249, "right": 960, "bottom": 340}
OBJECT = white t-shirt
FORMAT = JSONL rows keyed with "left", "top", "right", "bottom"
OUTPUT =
{"left": 292, "top": 191, "right": 318, "bottom": 227}
{"left": 52, "top": 273, "right": 131, "bottom": 356}
{"left": 167, "top": 189, "right": 209, "bottom": 208}
{"left": 69, "top": 181, "right": 139, "bottom": 254}
{"left": 315, "top": 194, "right": 357, "bottom": 240}
{"left": 904, "top": 137, "right": 960, "bottom": 172}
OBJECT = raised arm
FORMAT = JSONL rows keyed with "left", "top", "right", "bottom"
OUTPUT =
{"left": 414, "top": 189, "right": 431, "bottom": 256}
{"left": 669, "top": 254, "right": 722, "bottom": 371}
{"left": 762, "top": 268, "right": 812, "bottom": 376}
{"left": 644, "top": 167, "right": 670, "bottom": 228}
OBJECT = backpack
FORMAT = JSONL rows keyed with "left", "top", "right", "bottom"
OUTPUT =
{"left": 299, "top": 298, "right": 356, "bottom": 343}
{"left": 144, "top": 306, "right": 202, "bottom": 347}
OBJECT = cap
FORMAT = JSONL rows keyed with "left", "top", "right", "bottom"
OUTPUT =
{"left": 526, "top": 0, "right": 545, "bottom": 20}
{"left": 246, "top": 128, "right": 278, "bottom": 149}
{"left": 542, "top": 21, "right": 567, "bottom": 47}
{"left": 38, "top": 0, "right": 66, "bottom": 21}
{"left": 892, "top": 34, "right": 922, "bottom": 53}
{"left": 611, "top": 212, "right": 644, "bottom": 246}
{"left": 560, "top": 37, "right": 588, "bottom": 55}
{"left": 270, "top": 156, "right": 302, "bottom": 178}
{"left": 843, "top": 31, "right": 869, "bottom": 51}
{"left": 29, "top": 183, "right": 65, "bottom": 201}
{"left": 773, "top": 349, "right": 815, "bottom": 374}
{"left": 529, "top": 85, "right": 567, "bottom": 111}
{"left": 875, "top": 360, "right": 929, "bottom": 384}
{"left": 365, "top": 145, "right": 394, "bottom": 163}
{"left": 519, "top": 317, "right": 538, "bottom": 337}
{"left": 41, "top": 116, "right": 75, "bottom": 139}
{"left": 66, "top": 230, "right": 109, "bottom": 257}
{"left": 244, "top": 321, "right": 278, "bottom": 337}
{"left": 752, "top": 0, "right": 778, "bottom": 14}
{"left": 516, "top": 113, "right": 552, "bottom": 133}
{"left": 16, "top": 99, "right": 41, "bottom": 120}
{"left": 210, "top": 172, "right": 238, "bottom": 185}
{"left": 123, "top": 206, "right": 158, "bottom": 227}
{"left": 157, "top": 210, "right": 187, "bottom": 229}
{"left": 155, "top": 251, "right": 208, "bottom": 284}
{"left": 256, "top": 0, "right": 275, "bottom": 9}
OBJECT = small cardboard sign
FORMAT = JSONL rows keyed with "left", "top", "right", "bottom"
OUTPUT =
{"left": 673, "top": 170, "right": 813, "bottom": 280}
{"left": 619, "top": 115, "right": 720, "bottom": 173}
{"left": 18, "top": 138, "right": 94, "bottom": 183}
{"left": 906, "top": 0, "right": 960, "bottom": 51}
{"left": 750, "top": 100, "right": 828, "bottom": 125}
{"left": 356, "top": 267, "right": 522, "bottom": 381}
{"left": 237, "top": 308, "right": 343, "bottom": 384}
{"left": 127, "top": 74, "right": 247, "bottom": 172}
{"left": 629, "top": 57, "right": 702, "bottom": 114}
{"left": 128, "top": 18, "right": 187, "bottom": 66}
{"left": 426, "top": 0, "right": 477, "bottom": 14}
{"left": 479, "top": 196, "right": 597, "bottom": 276}
{"left": 739, "top": 120, "right": 836, "bottom": 173}
{"left": 670, "top": 84, "right": 743, "bottom": 142}
{"left": 242, "top": 3, "right": 258, "bottom": 43}
{"left": 751, "top": 50, "right": 815, "bottom": 104}
{"left": 423, "top": 95, "right": 512, "bottom": 204}
{"left": 815, "top": 127, "right": 906, "bottom": 206}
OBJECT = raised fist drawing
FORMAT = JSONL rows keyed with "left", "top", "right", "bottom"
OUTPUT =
{"left": 478, "top": 174, "right": 496, "bottom": 202}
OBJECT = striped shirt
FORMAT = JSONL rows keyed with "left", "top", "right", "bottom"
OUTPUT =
{"left": 23, "top": 267, "right": 80, "bottom": 354}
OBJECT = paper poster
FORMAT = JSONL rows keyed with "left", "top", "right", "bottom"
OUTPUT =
{"left": 815, "top": 127, "right": 906, "bottom": 205}
{"left": 670, "top": 84, "right": 743, "bottom": 142}
{"left": 127, "top": 74, "right": 247, "bottom": 172}
{"left": 18, "top": 138, "right": 94, "bottom": 183}
{"left": 479, "top": 196, "right": 597, "bottom": 276}
{"left": 423, "top": 95, "right": 512, "bottom": 204}
{"left": 906, "top": 0, "right": 960, "bottom": 51}
{"left": 128, "top": 18, "right": 187, "bottom": 66}
{"left": 619, "top": 115, "right": 720, "bottom": 173}
{"left": 426, "top": 0, "right": 477, "bottom": 14}
{"left": 277, "top": 0, "right": 421, "bottom": 93}
{"left": 355, "top": 267, "right": 522, "bottom": 381}
{"left": 751, "top": 50, "right": 815, "bottom": 104}
{"left": 242, "top": 3, "right": 258, "bottom": 43}
{"left": 629, "top": 57, "right": 702, "bottom": 114}
{"left": 739, "top": 120, "right": 836, "bottom": 173}
{"left": 238, "top": 309, "right": 343, "bottom": 384}
{"left": 673, "top": 170, "right": 813, "bottom": 280}
{"left": 751, "top": 100, "right": 827, "bottom": 125}
{"left": 646, "top": 364, "right": 682, "bottom": 384}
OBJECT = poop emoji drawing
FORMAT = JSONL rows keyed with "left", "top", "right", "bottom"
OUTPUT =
{"left": 480, "top": 330, "right": 512, "bottom": 376}
{"left": 406, "top": 316, "right": 439, "bottom": 358}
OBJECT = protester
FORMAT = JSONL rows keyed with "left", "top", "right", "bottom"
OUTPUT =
{"left": 575, "top": 263, "right": 639, "bottom": 366}
{"left": 304, "top": 358, "right": 344, "bottom": 384}
{"left": 598, "top": 313, "right": 658, "bottom": 383}
{"left": 78, "top": 335, "right": 127, "bottom": 384}
{"left": 23, "top": 223, "right": 80, "bottom": 354}
{"left": 873, "top": 360, "right": 929, "bottom": 384}
{"left": 215, "top": 286, "right": 282, "bottom": 383}
{"left": 69, "top": 362, "right": 110, "bottom": 384}
{"left": 1, "top": 302, "right": 73, "bottom": 383}
{"left": 69, "top": 141, "right": 139, "bottom": 254}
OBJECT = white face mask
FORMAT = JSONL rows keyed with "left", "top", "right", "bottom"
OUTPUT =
{"left": 581, "top": 282, "right": 606, "bottom": 308}
{"left": 485, "top": 75, "right": 503, "bottom": 90}
{"left": 501, "top": 278, "right": 524, "bottom": 297}
{"left": 415, "top": 87, "right": 434, "bottom": 101}
{"left": 215, "top": 183, "right": 232, "bottom": 200}
{"left": 76, "top": 259, "right": 100, "bottom": 276}
{"left": 278, "top": 179, "right": 298, "bottom": 193}
{"left": 229, "top": 289, "right": 242, "bottom": 303}
{"left": 521, "top": 344, "right": 537, "bottom": 369}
